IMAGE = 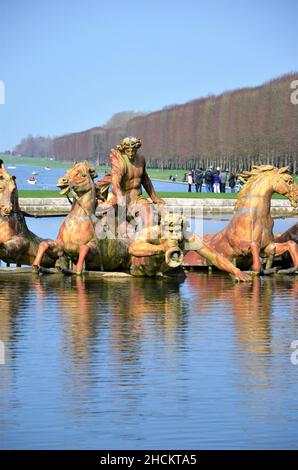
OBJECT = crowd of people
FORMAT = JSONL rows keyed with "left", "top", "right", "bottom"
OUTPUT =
{"left": 182, "top": 166, "right": 238, "bottom": 193}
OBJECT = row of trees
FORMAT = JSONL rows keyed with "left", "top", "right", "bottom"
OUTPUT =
{"left": 13, "top": 73, "right": 298, "bottom": 172}
{"left": 125, "top": 73, "right": 298, "bottom": 172}
{"left": 14, "top": 135, "right": 54, "bottom": 158}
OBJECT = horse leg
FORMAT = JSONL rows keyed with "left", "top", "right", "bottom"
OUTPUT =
{"left": 250, "top": 241, "right": 262, "bottom": 273}
{"left": 32, "top": 240, "right": 58, "bottom": 268}
{"left": 0, "top": 236, "right": 28, "bottom": 267}
{"left": 264, "top": 241, "right": 298, "bottom": 273}
{"left": 76, "top": 245, "right": 90, "bottom": 275}
{"left": 260, "top": 246, "right": 278, "bottom": 275}
{"left": 265, "top": 246, "right": 276, "bottom": 270}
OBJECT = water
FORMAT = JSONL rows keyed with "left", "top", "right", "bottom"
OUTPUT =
{"left": 1, "top": 217, "right": 298, "bottom": 449}
{"left": 9, "top": 165, "right": 67, "bottom": 191}
{"left": 9, "top": 163, "right": 208, "bottom": 193}
{"left": 25, "top": 214, "right": 298, "bottom": 240}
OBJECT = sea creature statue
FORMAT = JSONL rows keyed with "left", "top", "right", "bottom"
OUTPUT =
{"left": 0, "top": 164, "right": 56, "bottom": 267}
{"left": 197, "top": 165, "right": 298, "bottom": 274}
{"left": 128, "top": 212, "right": 251, "bottom": 281}
{"left": 32, "top": 161, "right": 251, "bottom": 281}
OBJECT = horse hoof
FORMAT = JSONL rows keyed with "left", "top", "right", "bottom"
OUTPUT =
{"left": 262, "top": 267, "right": 278, "bottom": 275}
{"left": 32, "top": 264, "right": 40, "bottom": 273}
{"left": 276, "top": 267, "right": 298, "bottom": 275}
{"left": 252, "top": 270, "right": 261, "bottom": 277}
{"left": 61, "top": 268, "right": 76, "bottom": 275}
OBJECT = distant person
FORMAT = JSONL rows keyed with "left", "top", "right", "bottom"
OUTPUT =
{"left": 213, "top": 170, "right": 220, "bottom": 193}
{"left": 229, "top": 172, "right": 236, "bottom": 193}
{"left": 236, "top": 175, "right": 244, "bottom": 193}
{"left": 204, "top": 166, "right": 214, "bottom": 192}
{"left": 194, "top": 168, "right": 203, "bottom": 192}
{"left": 187, "top": 171, "right": 193, "bottom": 192}
{"left": 219, "top": 169, "right": 228, "bottom": 192}
{"left": 183, "top": 172, "right": 187, "bottom": 183}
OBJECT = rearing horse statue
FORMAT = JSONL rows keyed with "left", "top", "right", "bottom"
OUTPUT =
{"left": 0, "top": 165, "right": 56, "bottom": 267}
{"left": 32, "top": 161, "right": 130, "bottom": 273}
{"left": 202, "top": 165, "right": 298, "bottom": 273}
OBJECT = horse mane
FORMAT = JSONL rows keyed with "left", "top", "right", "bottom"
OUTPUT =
{"left": 238, "top": 165, "right": 273, "bottom": 183}
{"left": 235, "top": 165, "right": 291, "bottom": 209}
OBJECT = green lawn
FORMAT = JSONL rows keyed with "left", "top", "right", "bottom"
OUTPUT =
{"left": 19, "top": 189, "right": 237, "bottom": 199}
{"left": 146, "top": 168, "right": 187, "bottom": 181}
{"left": 19, "top": 190, "right": 65, "bottom": 198}
{"left": 0, "top": 154, "right": 73, "bottom": 169}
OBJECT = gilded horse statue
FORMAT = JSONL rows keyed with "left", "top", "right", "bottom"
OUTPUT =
{"left": 0, "top": 164, "right": 56, "bottom": 267}
{"left": 201, "top": 165, "right": 298, "bottom": 273}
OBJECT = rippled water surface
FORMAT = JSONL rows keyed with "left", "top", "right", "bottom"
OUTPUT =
{"left": 1, "top": 218, "right": 298, "bottom": 449}
{"left": 12, "top": 164, "right": 188, "bottom": 192}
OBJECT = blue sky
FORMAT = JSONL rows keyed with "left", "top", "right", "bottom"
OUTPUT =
{"left": 0, "top": 0, "right": 297, "bottom": 149}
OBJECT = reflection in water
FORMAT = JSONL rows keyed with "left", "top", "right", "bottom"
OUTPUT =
{"left": 188, "top": 275, "right": 274, "bottom": 354}
{"left": 0, "top": 272, "right": 298, "bottom": 449}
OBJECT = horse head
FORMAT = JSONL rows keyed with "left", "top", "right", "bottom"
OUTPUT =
{"left": 57, "top": 161, "right": 98, "bottom": 196}
{"left": 237, "top": 165, "right": 298, "bottom": 208}
{"left": 272, "top": 167, "right": 298, "bottom": 208}
{"left": 0, "top": 165, "right": 17, "bottom": 216}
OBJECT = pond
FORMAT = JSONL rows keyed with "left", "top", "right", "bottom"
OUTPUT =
{"left": 0, "top": 216, "right": 298, "bottom": 449}
{"left": 9, "top": 164, "right": 208, "bottom": 193}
